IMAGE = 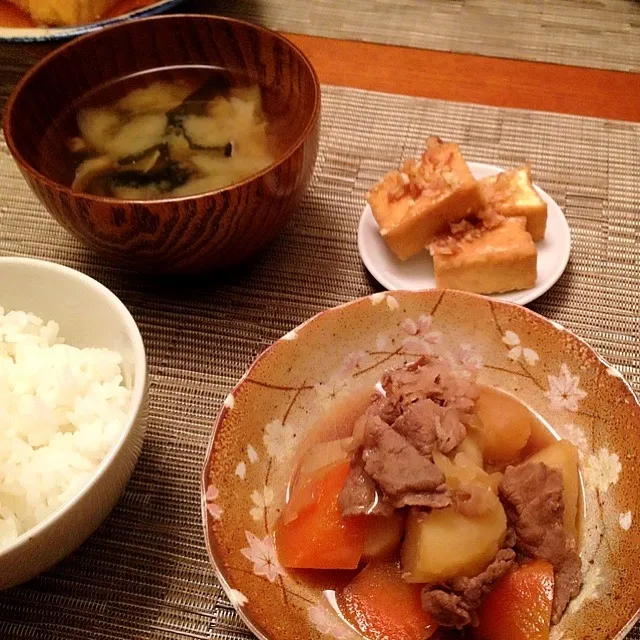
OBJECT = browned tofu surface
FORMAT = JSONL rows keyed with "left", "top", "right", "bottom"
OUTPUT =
{"left": 8, "top": 0, "right": 120, "bottom": 25}
{"left": 430, "top": 217, "right": 537, "bottom": 294}
{"left": 477, "top": 167, "right": 548, "bottom": 241}
{"left": 366, "top": 137, "right": 483, "bottom": 260}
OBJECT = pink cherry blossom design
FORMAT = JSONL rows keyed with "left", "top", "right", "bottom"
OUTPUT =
{"left": 240, "top": 531, "right": 285, "bottom": 582}
{"left": 398, "top": 315, "right": 442, "bottom": 356}
{"left": 205, "top": 485, "right": 223, "bottom": 521}
{"left": 417, "top": 314, "right": 434, "bottom": 332}
{"left": 546, "top": 363, "right": 587, "bottom": 412}
{"left": 402, "top": 336, "right": 435, "bottom": 355}
{"left": 401, "top": 318, "right": 418, "bottom": 335}
{"left": 376, "top": 333, "right": 391, "bottom": 351}
{"left": 421, "top": 329, "right": 442, "bottom": 346}
{"left": 456, "top": 343, "right": 483, "bottom": 373}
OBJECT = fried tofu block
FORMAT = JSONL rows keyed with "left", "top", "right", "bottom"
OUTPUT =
{"left": 478, "top": 167, "right": 548, "bottom": 241}
{"left": 430, "top": 217, "right": 537, "bottom": 295}
{"left": 8, "top": 0, "right": 120, "bottom": 25}
{"left": 366, "top": 137, "right": 483, "bottom": 261}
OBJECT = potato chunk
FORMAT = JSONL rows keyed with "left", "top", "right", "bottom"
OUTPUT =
{"left": 455, "top": 431, "right": 484, "bottom": 468}
{"left": 475, "top": 385, "right": 534, "bottom": 464}
{"left": 527, "top": 440, "right": 580, "bottom": 540}
{"left": 402, "top": 501, "right": 507, "bottom": 584}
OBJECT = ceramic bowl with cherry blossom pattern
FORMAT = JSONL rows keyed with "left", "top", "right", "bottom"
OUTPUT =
{"left": 202, "top": 289, "right": 640, "bottom": 640}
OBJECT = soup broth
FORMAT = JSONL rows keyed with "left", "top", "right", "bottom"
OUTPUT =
{"left": 39, "top": 66, "right": 286, "bottom": 200}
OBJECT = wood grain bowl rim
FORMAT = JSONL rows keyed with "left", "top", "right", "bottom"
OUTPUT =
{"left": 200, "top": 287, "right": 640, "bottom": 640}
{"left": 2, "top": 13, "right": 321, "bottom": 205}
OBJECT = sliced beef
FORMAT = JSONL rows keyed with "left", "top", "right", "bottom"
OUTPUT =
{"left": 423, "top": 591, "right": 470, "bottom": 628}
{"left": 376, "top": 394, "right": 402, "bottom": 424}
{"left": 391, "top": 398, "right": 439, "bottom": 455}
{"left": 382, "top": 357, "right": 472, "bottom": 455}
{"left": 422, "top": 548, "right": 517, "bottom": 627}
{"left": 339, "top": 460, "right": 377, "bottom": 516}
{"left": 393, "top": 489, "right": 451, "bottom": 509}
{"left": 362, "top": 416, "right": 448, "bottom": 506}
{"left": 448, "top": 548, "right": 516, "bottom": 610}
{"left": 341, "top": 407, "right": 450, "bottom": 514}
{"left": 393, "top": 398, "right": 467, "bottom": 456}
{"left": 553, "top": 548, "right": 583, "bottom": 622}
{"left": 339, "top": 356, "right": 479, "bottom": 516}
{"left": 436, "top": 408, "right": 467, "bottom": 453}
{"left": 499, "top": 462, "right": 565, "bottom": 559}
{"left": 381, "top": 356, "right": 478, "bottom": 413}
{"left": 499, "top": 462, "right": 582, "bottom": 623}
{"left": 381, "top": 357, "right": 444, "bottom": 405}
{"left": 350, "top": 395, "right": 401, "bottom": 450}
{"left": 503, "top": 527, "right": 517, "bottom": 549}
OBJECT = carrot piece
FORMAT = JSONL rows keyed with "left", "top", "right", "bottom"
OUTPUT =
{"left": 275, "top": 460, "right": 367, "bottom": 569}
{"left": 339, "top": 561, "right": 438, "bottom": 640}
{"left": 475, "top": 559, "right": 554, "bottom": 640}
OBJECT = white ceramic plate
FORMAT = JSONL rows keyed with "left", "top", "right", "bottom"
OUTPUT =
{"left": 0, "top": 0, "right": 184, "bottom": 42}
{"left": 358, "top": 161, "right": 571, "bottom": 305}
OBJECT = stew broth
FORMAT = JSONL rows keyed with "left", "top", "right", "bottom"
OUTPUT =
{"left": 283, "top": 378, "right": 585, "bottom": 640}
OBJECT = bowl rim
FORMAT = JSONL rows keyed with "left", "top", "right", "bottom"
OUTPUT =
{"left": 0, "top": 256, "right": 148, "bottom": 558}
{"left": 2, "top": 13, "right": 322, "bottom": 205}
{"left": 200, "top": 287, "right": 640, "bottom": 640}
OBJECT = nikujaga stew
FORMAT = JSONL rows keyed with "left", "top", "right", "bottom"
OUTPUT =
{"left": 275, "top": 354, "right": 582, "bottom": 640}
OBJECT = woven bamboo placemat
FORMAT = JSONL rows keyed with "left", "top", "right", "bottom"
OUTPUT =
{"left": 0, "top": 85, "right": 639, "bottom": 638}
{"left": 200, "top": 0, "right": 640, "bottom": 72}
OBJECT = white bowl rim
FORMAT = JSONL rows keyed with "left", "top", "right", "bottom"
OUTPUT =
{"left": 0, "top": 256, "right": 147, "bottom": 558}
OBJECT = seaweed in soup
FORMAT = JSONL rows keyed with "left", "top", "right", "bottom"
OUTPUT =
{"left": 40, "top": 67, "right": 278, "bottom": 200}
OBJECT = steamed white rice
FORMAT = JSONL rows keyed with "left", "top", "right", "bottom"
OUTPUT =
{"left": 0, "top": 307, "right": 131, "bottom": 550}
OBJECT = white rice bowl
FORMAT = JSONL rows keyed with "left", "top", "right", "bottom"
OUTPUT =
{"left": 0, "top": 307, "right": 131, "bottom": 550}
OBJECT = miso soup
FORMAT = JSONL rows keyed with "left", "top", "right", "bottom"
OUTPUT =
{"left": 39, "top": 66, "right": 286, "bottom": 200}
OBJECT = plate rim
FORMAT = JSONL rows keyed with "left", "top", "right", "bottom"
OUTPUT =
{"left": 0, "top": 0, "right": 185, "bottom": 42}
{"left": 358, "top": 161, "right": 572, "bottom": 306}
{"left": 201, "top": 287, "right": 640, "bottom": 640}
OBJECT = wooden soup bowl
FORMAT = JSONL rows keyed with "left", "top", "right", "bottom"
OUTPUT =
{"left": 3, "top": 15, "right": 321, "bottom": 273}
